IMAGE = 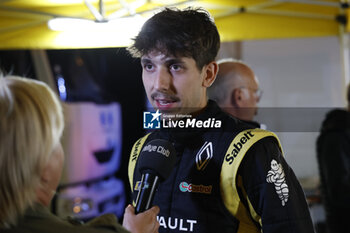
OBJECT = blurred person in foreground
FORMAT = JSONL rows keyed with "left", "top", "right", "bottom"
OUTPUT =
{"left": 208, "top": 58, "right": 262, "bottom": 128}
{"left": 0, "top": 74, "right": 159, "bottom": 233}
{"left": 127, "top": 7, "right": 314, "bottom": 233}
{"left": 316, "top": 84, "right": 350, "bottom": 233}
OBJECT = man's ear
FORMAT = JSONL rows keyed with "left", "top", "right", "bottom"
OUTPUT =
{"left": 231, "top": 88, "right": 242, "bottom": 107}
{"left": 202, "top": 61, "right": 218, "bottom": 87}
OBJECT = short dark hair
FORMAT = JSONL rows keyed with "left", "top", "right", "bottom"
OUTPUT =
{"left": 128, "top": 7, "right": 220, "bottom": 69}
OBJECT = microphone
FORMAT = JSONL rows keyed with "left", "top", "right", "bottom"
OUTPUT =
{"left": 135, "top": 139, "right": 177, "bottom": 214}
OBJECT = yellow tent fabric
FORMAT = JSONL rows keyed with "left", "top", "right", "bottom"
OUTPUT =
{"left": 0, "top": 0, "right": 347, "bottom": 49}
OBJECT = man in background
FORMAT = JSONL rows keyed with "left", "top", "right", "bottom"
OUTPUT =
{"left": 316, "top": 84, "right": 350, "bottom": 233}
{"left": 208, "top": 58, "right": 262, "bottom": 128}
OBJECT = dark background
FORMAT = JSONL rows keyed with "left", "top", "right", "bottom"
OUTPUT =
{"left": 0, "top": 48, "right": 146, "bottom": 210}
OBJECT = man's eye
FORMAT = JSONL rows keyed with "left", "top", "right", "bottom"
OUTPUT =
{"left": 170, "top": 64, "right": 181, "bottom": 71}
{"left": 144, "top": 64, "right": 154, "bottom": 71}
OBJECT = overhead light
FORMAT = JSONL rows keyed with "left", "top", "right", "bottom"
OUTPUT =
{"left": 48, "top": 18, "right": 95, "bottom": 31}
{"left": 47, "top": 15, "right": 146, "bottom": 33}
{"left": 46, "top": 0, "right": 148, "bottom": 47}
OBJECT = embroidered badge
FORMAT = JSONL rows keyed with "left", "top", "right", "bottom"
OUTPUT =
{"left": 195, "top": 141, "right": 213, "bottom": 171}
{"left": 266, "top": 159, "right": 289, "bottom": 206}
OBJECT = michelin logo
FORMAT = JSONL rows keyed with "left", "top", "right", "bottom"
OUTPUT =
{"left": 143, "top": 110, "right": 161, "bottom": 129}
{"left": 266, "top": 159, "right": 289, "bottom": 206}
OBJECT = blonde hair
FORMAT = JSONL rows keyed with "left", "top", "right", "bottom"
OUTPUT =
{"left": 0, "top": 75, "right": 64, "bottom": 228}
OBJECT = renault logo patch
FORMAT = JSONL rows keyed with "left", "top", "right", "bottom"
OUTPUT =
{"left": 195, "top": 141, "right": 213, "bottom": 171}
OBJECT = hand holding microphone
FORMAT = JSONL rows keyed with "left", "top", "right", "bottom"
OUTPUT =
{"left": 122, "top": 204, "right": 160, "bottom": 233}
{"left": 134, "top": 139, "right": 177, "bottom": 214}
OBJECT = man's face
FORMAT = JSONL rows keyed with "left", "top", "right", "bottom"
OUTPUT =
{"left": 242, "top": 75, "right": 260, "bottom": 107}
{"left": 239, "top": 75, "right": 261, "bottom": 119}
{"left": 141, "top": 51, "right": 208, "bottom": 115}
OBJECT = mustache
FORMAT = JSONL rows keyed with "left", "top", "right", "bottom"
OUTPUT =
{"left": 151, "top": 92, "right": 180, "bottom": 102}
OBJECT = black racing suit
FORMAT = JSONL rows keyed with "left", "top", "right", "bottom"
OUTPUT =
{"left": 129, "top": 100, "right": 314, "bottom": 233}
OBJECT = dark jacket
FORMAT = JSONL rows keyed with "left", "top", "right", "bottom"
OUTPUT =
{"left": 317, "top": 109, "right": 350, "bottom": 233}
{"left": 240, "top": 119, "right": 261, "bottom": 129}
{"left": 130, "top": 100, "right": 314, "bottom": 233}
{"left": 1, "top": 203, "right": 129, "bottom": 233}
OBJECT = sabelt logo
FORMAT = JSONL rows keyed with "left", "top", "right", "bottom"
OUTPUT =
{"left": 179, "top": 182, "right": 212, "bottom": 194}
{"left": 225, "top": 131, "right": 255, "bottom": 165}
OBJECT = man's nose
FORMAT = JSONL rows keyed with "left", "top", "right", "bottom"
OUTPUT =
{"left": 154, "top": 68, "right": 171, "bottom": 91}
{"left": 255, "top": 89, "right": 263, "bottom": 102}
